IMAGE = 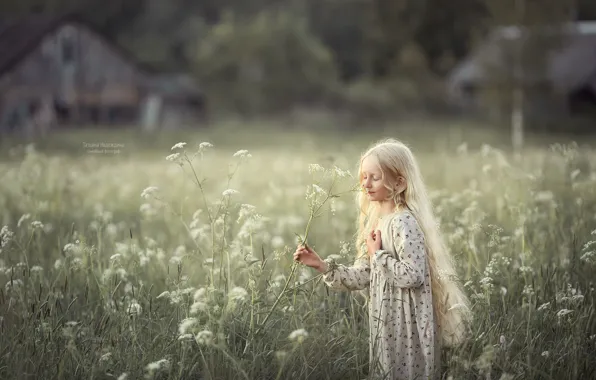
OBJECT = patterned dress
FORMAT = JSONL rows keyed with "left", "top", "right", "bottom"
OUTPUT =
{"left": 322, "top": 210, "right": 440, "bottom": 380}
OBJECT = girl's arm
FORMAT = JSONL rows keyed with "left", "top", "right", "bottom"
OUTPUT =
{"left": 321, "top": 255, "right": 371, "bottom": 291}
{"left": 372, "top": 213, "right": 426, "bottom": 288}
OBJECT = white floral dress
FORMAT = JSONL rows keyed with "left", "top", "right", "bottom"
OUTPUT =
{"left": 323, "top": 210, "right": 440, "bottom": 380}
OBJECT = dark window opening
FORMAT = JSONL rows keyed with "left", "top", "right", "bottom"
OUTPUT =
{"left": 61, "top": 39, "right": 75, "bottom": 63}
{"left": 568, "top": 85, "right": 596, "bottom": 115}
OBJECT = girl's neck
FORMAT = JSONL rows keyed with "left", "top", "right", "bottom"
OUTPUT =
{"left": 378, "top": 200, "right": 398, "bottom": 218}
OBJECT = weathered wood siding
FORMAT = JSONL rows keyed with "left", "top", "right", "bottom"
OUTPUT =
{"left": 0, "top": 22, "right": 147, "bottom": 107}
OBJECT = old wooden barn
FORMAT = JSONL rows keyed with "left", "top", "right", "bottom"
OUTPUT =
{"left": 0, "top": 13, "right": 206, "bottom": 138}
{"left": 446, "top": 21, "right": 596, "bottom": 124}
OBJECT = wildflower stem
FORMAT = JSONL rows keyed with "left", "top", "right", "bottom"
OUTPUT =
{"left": 197, "top": 348, "right": 213, "bottom": 380}
{"left": 183, "top": 155, "right": 212, "bottom": 224}
{"left": 215, "top": 344, "right": 250, "bottom": 380}
{"left": 254, "top": 179, "right": 335, "bottom": 336}
{"left": 162, "top": 201, "right": 202, "bottom": 253}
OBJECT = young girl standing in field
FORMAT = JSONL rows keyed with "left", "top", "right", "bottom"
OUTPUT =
{"left": 294, "top": 139, "right": 472, "bottom": 380}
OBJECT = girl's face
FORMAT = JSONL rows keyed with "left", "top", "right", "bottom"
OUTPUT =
{"left": 361, "top": 155, "right": 392, "bottom": 202}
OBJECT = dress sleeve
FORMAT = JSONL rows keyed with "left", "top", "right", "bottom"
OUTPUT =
{"left": 372, "top": 213, "right": 426, "bottom": 288}
{"left": 322, "top": 253, "right": 371, "bottom": 291}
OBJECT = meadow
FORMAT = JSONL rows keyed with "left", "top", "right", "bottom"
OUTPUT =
{"left": 0, "top": 119, "right": 595, "bottom": 380}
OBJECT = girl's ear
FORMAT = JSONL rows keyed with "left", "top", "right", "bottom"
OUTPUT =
{"left": 395, "top": 176, "right": 407, "bottom": 193}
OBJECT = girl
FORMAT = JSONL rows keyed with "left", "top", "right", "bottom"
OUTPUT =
{"left": 294, "top": 139, "right": 472, "bottom": 380}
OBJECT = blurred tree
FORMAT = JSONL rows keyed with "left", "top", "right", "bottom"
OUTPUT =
{"left": 192, "top": 9, "right": 340, "bottom": 116}
{"left": 414, "top": 0, "right": 490, "bottom": 75}
{"left": 363, "top": 0, "right": 428, "bottom": 78}
{"left": 305, "top": 0, "right": 370, "bottom": 81}
{"left": 119, "top": 0, "right": 208, "bottom": 71}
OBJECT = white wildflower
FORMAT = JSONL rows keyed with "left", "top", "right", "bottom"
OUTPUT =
{"left": 127, "top": 300, "right": 142, "bottom": 316}
{"left": 280, "top": 304, "right": 294, "bottom": 313}
{"left": 145, "top": 358, "right": 170, "bottom": 377}
{"left": 31, "top": 221, "right": 44, "bottom": 230}
{"left": 1, "top": 226, "right": 14, "bottom": 246}
{"left": 312, "top": 184, "right": 326, "bottom": 196}
{"left": 233, "top": 149, "right": 252, "bottom": 159}
{"left": 178, "top": 317, "right": 198, "bottom": 336}
{"left": 308, "top": 164, "right": 325, "bottom": 174}
{"left": 479, "top": 276, "right": 493, "bottom": 291}
{"left": 165, "top": 153, "right": 181, "bottom": 162}
{"left": 333, "top": 165, "right": 351, "bottom": 178}
{"left": 5, "top": 279, "right": 24, "bottom": 292}
{"left": 70, "top": 257, "right": 83, "bottom": 270}
{"left": 537, "top": 302, "right": 550, "bottom": 311}
{"left": 117, "top": 373, "right": 128, "bottom": 380}
{"left": 190, "top": 301, "right": 208, "bottom": 314}
{"left": 17, "top": 214, "right": 31, "bottom": 228}
{"left": 193, "top": 288, "right": 207, "bottom": 301}
{"left": 30, "top": 265, "right": 43, "bottom": 273}
{"left": 556, "top": 309, "right": 573, "bottom": 318}
{"left": 171, "top": 142, "right": 186, "bottom": 150}
{"left": 54, "top": 259, "right": 63, "bottom": 270}
{"left": 141, "top": 186, "right": 159, "bottom": 199}
{"left": 222, "top": 189, "right": 239, "bottom": 197}
{"left": 196, "top": 330, "right": 214, "bottom": 346}
{"left": 99, "top": 352, "right": 112, "bottom": 364}
{"left": 228, "top": 286, "right": 248, "bottom": 302}
{"left": 288, "top": 328, "right": 308, "bottom": 344}
{"left": 456, "top": 142, "right": 468, "bottom": 155}
{"left": 499, "top": 335, "right": 506, "bottom": 346}
{"left": 480, "top": 144, "right": 492, "bottom": 157}
{"left": 522, "top": 285, "right": 535, "bottom": 297}
{"left": 169, "top": 256, "right": 182, "bottom": 266}
{"left": 541, "top": 351, "right": 549, "bottom": 358}
{"left": 156, "top": 291, "right": 170, "bottom": 299}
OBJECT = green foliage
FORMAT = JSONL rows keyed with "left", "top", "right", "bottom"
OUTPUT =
{"left": 193, "top": 9, "right": 340, "bottom": 115}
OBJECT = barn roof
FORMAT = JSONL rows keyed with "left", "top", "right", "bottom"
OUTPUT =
{"left": 0, "top": 13, "right": 158, "bottom": 77}
{"left": 448, "top": 21, "right": 596, "bottom": 95}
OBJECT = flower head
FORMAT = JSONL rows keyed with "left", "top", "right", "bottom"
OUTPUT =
{"left": 171, "top": 142, "right": 187, "bottom": 150}
{"left": 141, "top": 186, "right": 159, "bottom": 199}
{"left": 222, "top": 189, "right": 239, "bottom": 197}
{"left": 233, "top": 150, "right": 252, "bottom": 159}
{"left": 288, "top": 328, "right": 308, "bottom": 344}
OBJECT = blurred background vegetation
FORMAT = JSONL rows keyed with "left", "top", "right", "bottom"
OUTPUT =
{"left": 2, "top": 0, "right": 595, "bottom": 130}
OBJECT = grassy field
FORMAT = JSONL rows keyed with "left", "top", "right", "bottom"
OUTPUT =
{"left": 0, "top": 120, "right": 595, "bottom": 380}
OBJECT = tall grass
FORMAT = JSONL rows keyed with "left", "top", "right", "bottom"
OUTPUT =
{"left": 0, "top": 125, "right": 595, "bottom": 380}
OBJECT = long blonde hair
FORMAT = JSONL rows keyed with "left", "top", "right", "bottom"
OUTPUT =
{"left": 355, "top": 138, "right": 472, "bottom": 347}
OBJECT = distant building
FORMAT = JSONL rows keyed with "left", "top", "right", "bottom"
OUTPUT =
{"left": 0, "top": 13, "right": 205, "bottom": 138}
{"left": 447, "top": 21, "right": 596, "bottom": 121}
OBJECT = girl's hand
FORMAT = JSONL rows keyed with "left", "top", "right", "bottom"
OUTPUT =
{"left": 294, "top": 244, "right": 326, "bottom": 272}
{"left": 367, "top": 229, "right": 382, "bottom": 257}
